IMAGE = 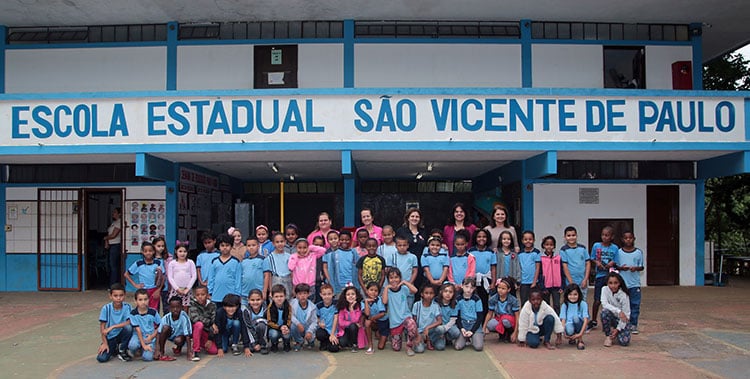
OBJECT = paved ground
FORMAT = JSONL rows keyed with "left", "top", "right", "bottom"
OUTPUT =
{"left": 1, "top": 278, "right": 749, "bottom": 379}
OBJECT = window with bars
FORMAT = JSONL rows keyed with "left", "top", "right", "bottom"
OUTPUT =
{"left": 531, "top": 22, "right": 691, "bottom": 42}
{"left": 7, "top": 24, "right": 167, "bottom": 44}
{"left": 178, "top": 21, "right": 343, "bottom": 40}
{"left": 354, "top": 21, "right": 520, "bottom": 39}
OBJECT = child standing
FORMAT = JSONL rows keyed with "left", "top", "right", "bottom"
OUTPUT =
{"left": 412, "top": 284, "right": 442, "bottom": 353}
{"left": 283, "top": 223, "right": 300, "bottom": 254}
{"left": 189, "top": 285, "right": 218, "bottom": 361}
{"left": 422, "top": 236, "right": 449, "bottom": 286}
{"left": 496, "top": 230, "right": 522, "bottom": 283}
{"left": 96, "top": 283, "right": 133, "bottom": 363}
{"left": 166, "top": 241, "right": 196, "bottom": 312}
{"left": 560, "top": 283, "right": 589, "bottom": 350}
{"left": 256, "top": 225, "right": 273, "bottom": 257}
{"left": 616, "top": 230, "right": 644, "bottom": 334}
{"left": 590, "top": 226, "right": 619, "bottom": 331}
{"left": 355, "top": 229, "right": 370, "bottom": 256}
{"left": 376, "top": 225, "right": 398, "bottom": 262}
{"left": 152, "top": 237, "right": 171, "bottom": 314}
{"left": 127, "top": 288, "right": 161, "bottom": 361}
{"left": 196, "top": 232, "right": 219, "bottom": 287}
{"left": 388, "top": 235, "right": 419, "bottom": 305}
{"left": 214, "top": 294, "right": 252, "bottom": 357}
{"left": 323, "top": 231, "right": 358, "bottom": 295}
{"left": 469, "top": 229, "right": 496, "bottom": 310}
{"left": 434, "top": 283, "right": 461, "bottom": 350}
{"left": 290, "top": 283, "right": 319, "bottom": 351}
{"left": 156, "top": 296, "right": 193, "bottom": 361}
{"left": 601, "top": 272, "right": 631, "bottom": 347}
{"left": 333, "top": 286, "right": 366, "bottom": 352}
{"left": 483, "top": 277, "right": 520, "bottom": 343}
{"left": 268, "top": 232, "right": 293, "bottom": 299}
{"left": 516, "top": 231, "right": 540, "bottom": 306}
{"left": 455, "top": 277, "right": 484, "bottom": 351}
{"left": 229, "top": 227, "right": 246, "bottom": 261}
{"left": 266, "top": 284, "right": 293, "bottom": 352}
{"left": 206, "top": 234, "right": 242, "bottom": 306}
{"left": 289, "top": 238, "right": 327, "bottom": 302}
{"left": 124, "top": 242, "right": 165, "bottom": 310}
{"left": 241, "top": 289, "right": 269, "bottom": 355}
{"left": 315, "top": 284, "right": 341, "bottom": 352}
{"left": 362, "top": 282, "right": 388, "bottom": 353}
{"left": 241, "top": 236, "right": 270, "bottom": 305}
{"left": 448, "top": 231, "right": 476, "bottom": 287}
{"left": 357, "top": 238, "right": 387, "bottom": 290}
{"left": 560, "top": 226, "right": 591, "bottom": 302}
{"left": 517, "top": 289, "right": 563, "bottom": 350}
{"left": 536, "top": 236, "right": 563, "bottom": 314}
{"left": 383, "top": 268, "right": 419, "bottom": 356}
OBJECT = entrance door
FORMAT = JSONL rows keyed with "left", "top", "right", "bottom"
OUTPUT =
{"left": 647, "top": 185, "right": 680, "bottom": 285}
{"left": 37, "top": 189, "right": 83, "bottom": 291}
{"left": 83, "top": 189, "right": 124, "bottom": 290}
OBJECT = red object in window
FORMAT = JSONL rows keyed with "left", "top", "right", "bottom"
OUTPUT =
{"left": 672, "top": 61, "right": 692, "bottom": 90}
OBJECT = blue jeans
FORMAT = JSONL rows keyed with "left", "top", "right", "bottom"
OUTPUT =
{"left": 526, "top": 315, "right": 555, "bottom": 348}
{"left": 628, "top": 287, "right": 641, "bottom": 327}
{"left": 221, "top": 319, "right": 241, "bottom": 351}
{"left": 268, "top": 328, "right": 291, "bottom": 346}
{"left": 564, "top": 317, "right": 583, "bottom": 336}
{"left": 128, "top": 333, "right": 156, "bottom": 361}
{"left": 290, "top": 324, "right": 314, "bottom": 344}
{"left": 108, "top": 244, "right": 122, "bottom": 286}
{"left": 413, "top": 328, "right": 441, "bottom": 353}
{"left": 432, "top": 324, "right": 461, "bottom": 350}
{"left": 96, "top": 325, "right": 133, "bottom": 362}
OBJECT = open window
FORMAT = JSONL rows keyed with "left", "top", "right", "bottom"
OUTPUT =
{"left": 254, "top": 45, "right": 298, "bottom": 88}
{"left": 604, "top": 46, "right": 645, "bottom": 89}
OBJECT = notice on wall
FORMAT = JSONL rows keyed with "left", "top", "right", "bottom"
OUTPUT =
{"left": 579, "top": 188, "right": 600, "bottom": 204}
{"left": 126, "top": 200, "right": 166, "bottom": 250}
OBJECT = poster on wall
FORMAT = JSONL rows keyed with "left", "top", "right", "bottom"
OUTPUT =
{"left": 126, "top": 200, "right": 166, "bottom": 251}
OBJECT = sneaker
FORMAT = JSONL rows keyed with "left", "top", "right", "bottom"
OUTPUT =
{"left": 587, "top": 320, "right": 598, "bottom": 332}
{"left": 603, "top": 336, "right": 613, "bottom": 347}
{"left": 283, "top": 343, "right": 291, "bottom": 353}
{"left": 231, "top": 344, "right": 241, "bottom": 356}
{"left": 191, "top": 352, "right": 201, "bottom": 362}
{"left": 260, "top": 346, "right": 269, "bottom": 355}
{"left": 293, "top": 343, "right": 301, "bottom": 352}
{"left": 351, "top": 346, "right": 358, "bottom": 353}
{"left": 307, "top": 341, "right": 315, "bottom": 350}
{"left": 270, "top": 344, "right": 278, "bottom": 353}
{"left": 406, "top": 348, "right": 415, "bottom": 356}
{"left": 117, "top": 349, "right": 133, "bottom": 362}
{"left": 631, "top": 327, "right": 640, "bottom": 335}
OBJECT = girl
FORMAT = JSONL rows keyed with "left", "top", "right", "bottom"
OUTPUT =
{"left": 517, "top": 231, "right": 540, "bottom": 305}
{"left": 356, "top": 208, "right": 383, "bottom": 245}
{"left": 382, "top": 268, "right": 419, "bottom": 356}
{"left": 560, "top": 283, "right": 589, "bottom": 350}
{"left": 283, "top": 223, "right": 300, "bottom": 254}
{"left": 443, "top": 203, "right": 478, "bottom": 255}
{"left": 228, "top": 227, "right": 245, "bottom": 261}
{"left": 152, "top": 237, "right": 171, "bottom": 313}
{"left": 333, "top": 286, "right": 365, "bottom": 352}
{"left": 355, "top": 229, "right": 370, "bottom": 257}
{"left": 448, "top": 231, "right": 476, "bottom": 287}
{"left": 268, "top": 233, "right": 293, "bottom": 299}
{"left": 422, "top": 236, "right": 449, "bottom": 286}
{"left": 241, "top": 289, "right": 269, "bottom": 354}
{"left": 412, "top": 284, "right": 442, "bottom": 353}
{"left": 288, "top": 238, "right": 327, "bottom": 302}
{"left": 434, "top": 283, "right": 460, "bottom": 350}
{"left": 376, "top": 225, "right": 397, "bottom": 263}
{"left": 517, "top": 289, "right": 563, "bottom": 350}
{"left": 455, "top": 277, "right": 485, "bottom": 351}
{"left": 496, "top": 231, "right": 521, "bottom": 283}
{"left": 484, "top": 204, "right": 520, "bottom": 253}
{"left": 167, "top": 241, "right": 197, "bottom": 311}
{"left": 483, "top": 277, "right": 520, "bottom": 343}
{"left": 469, "top": 229, "right": 496, "bottom": 310}
{"left": 601, "top": 272, "right": 631, "bottom": 347}
{"left": 255, "top": 225, "right": 273, "bottom": 257}
{"left": 362, "top": 282, "right": 388, "bottom": 353}
{"left": 536, "top": 235, "right": 563, "bottom": 314}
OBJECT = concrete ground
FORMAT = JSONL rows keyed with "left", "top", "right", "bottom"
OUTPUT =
{"left": 1, "top": 278, "right": 749, "bottom": 379}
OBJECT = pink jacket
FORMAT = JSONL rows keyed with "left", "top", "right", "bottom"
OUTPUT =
{"left": 288, "top": 245, "right": 326, "bottom": 287}
{"left": 540, "top": 252, "right": 562, "bottom": 288}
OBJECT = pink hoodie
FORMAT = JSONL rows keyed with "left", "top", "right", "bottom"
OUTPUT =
{"left": 288, "top": 245, "right": 327, "bottom": 287}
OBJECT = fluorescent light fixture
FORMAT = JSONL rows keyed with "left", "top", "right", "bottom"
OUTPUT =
{"left": 415, "top": 172, "right": 424, "bottom": 180}
{"left": 268, "top": 162, "right": 279, "bottom": 173}
{"left": 426, "top": 162, "right": 434, "bottom": 172}
{"left": 289, "top": 175, "right": 295, "bottom": 181}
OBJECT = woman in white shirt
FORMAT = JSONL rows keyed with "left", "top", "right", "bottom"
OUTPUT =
{"left": 104, "top": 207, "right": 122, "bottom": 287}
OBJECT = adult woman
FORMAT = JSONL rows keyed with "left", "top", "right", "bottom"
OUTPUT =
{"left": 306, "top": 212, "right": 337, "bottom": 248}
{"left": 396, "top": 207, "right": 428, "bottom": 287}
{"left": 104, "top": 207, "right": 122, "bottom": 286}
{"left": 443, "top": 202, "right": 477, "bottom": 255}
{"left": 354, "top": 208, "right": 383, "bottom": 246}
{"left": 484, "top": 204, "right": 520, "bottom": 253}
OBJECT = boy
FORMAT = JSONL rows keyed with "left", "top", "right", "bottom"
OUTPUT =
{"left": 560, "top": 226, "right": 591, "bottom": 302}
{"left": 266, "top": 284, "right": 293, "bottom": 352}
{"left": 189, "top": 285, "right": 218, "bottom": 361}
{"left": 322, "top": 230, "right": 358, "bottom": 295}
{"left": 96, "top": 283, "right": 133, "bottom": 363}
{"left": 377, "top": 225, "right": 398, "bottom": 262}
{"left": 357, "top": 238, "right": 387, "bottom": 290}
{"left": 128, "top": 288, "right": 161, "bottom": 361}
{"left": 290, "top": 283, "right": 319, "bottom": 351}
{"left": 355, "top": 228, "right": 370, "bottom": 256}
{"left": 517, "top": 289, "right": 563, "bottom": 349}
{"left": 207, "top": 234, "right": 242, "bottom": 306}
{"left": 156, "top": 296, "right": 193, "bottom": 361}
{"left": 387, "top": 235, "right": 418, "bottom": 304}
{"left": 214, "top": 294, "right": 252, "bottom": 357}
{"left": 196, "top": 232, "right": 219, "bottom": 287}
{"left": 616, "top": 230, "right": 644, "bottom": 334}
{"left": 241, "top": 236, "right": 271, "bottom": 304}
{"left": 315, "top": 284, "right": 340, "bottom": 352}
{"left": 590, "top": 226, "right": 619, "bottom": 331}
{"left": 124, "top": 242, "right": 164, "bottom": 310}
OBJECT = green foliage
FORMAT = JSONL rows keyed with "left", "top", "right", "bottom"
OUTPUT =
{"left": 703, "top": 52, "right": 750, "bottom": 90}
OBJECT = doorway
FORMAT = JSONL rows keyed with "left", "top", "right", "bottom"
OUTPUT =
{"left": 646, "top": 185, "right": 679, "bottom": 285}
{"left": 84, "top": 189, "right": 124, "bottom": 290}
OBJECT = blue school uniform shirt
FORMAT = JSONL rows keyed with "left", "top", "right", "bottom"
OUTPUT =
{"left": 207, "top": 255, "right": 242, "bottom": 301}
{"left": 260, "top": 240, "right": 274, "bottom": 257}
{"left": 362, "top": 296, "right": 388, "bottom": 321}
{"left": 158, "top": 311, "right": 193, "bottom": 337}
{"left": 196, "top": 250, "right": 220, "bottom": 273}
{"left": 449, "top": 254, "right": 471, "bottom": 285}
{"left": 617, "top": 248, "right": 644, "bottom": 289}
{"left": 517, "top": 250, "right": 540, "bottom": 284}
{"left": 502, "top": 253, "right": 512, "bottom": 277}
{"left": 591, "top": 242, "right": 619, "bottom": 278}
{"left": 488, "top": 293, "right": 520, "bottom": 316}
{"left": 99, "top": 302, "right": 133, "bottom": 339}
{"left": 386, "top": 285, "right": 412, "bottom": 328}
{"left": 412, "top": 300, "right": 441, "bottom": 333}
{"left": 439, "top": 302, "right": 458, "bottom": 325}
{"left": 316, "top": 301, "right": 338, "bottom": 334}
{"left": 129, "top": 308, "right": 160, "bottom": 338}
{"left": 241, "top": 255, "right": 270, "bottom": 297}
{"left": 421, "top": 252, "right": 449, "bottom": 282}
{"left": 267, "top": 251, "right": 292, "bottom": 277}
{"left": 560, "top": 244, "right": 590, "bottom": 285}
{"left": 377, "top": 244, "right": 398, "bottom": 262}
{"left": 127, "top": 259, "right": 164, "bottom": 289}
{"left": 323, "top": 249, "right": 358, "bottom": 293}
{"left": 469, "top": 248, "right": 497, "bottom": 276}
{"left": 387, "top": 252, "right": 418, "bottom": 283}
{"left": 559, "top": 301, "right": 589, "bottom": 323}
{"left": 457, "top": 294, "right": 483, "bottom": 323}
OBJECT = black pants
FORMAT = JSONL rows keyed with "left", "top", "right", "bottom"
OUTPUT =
{"left": 315, "top": 328, "right": 341, "bottom": 352}
{"left": 338, "top": 323, "right": 359, "bottom": 348}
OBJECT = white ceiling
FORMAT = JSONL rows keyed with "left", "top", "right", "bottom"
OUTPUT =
{"left": 0, "top": 0, "right": 747, "bottom": 60}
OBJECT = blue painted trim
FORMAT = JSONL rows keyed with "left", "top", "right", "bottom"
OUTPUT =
{"left": 341, "top": 150, "right": 353, "bottom": 175}
{"left": 695, "top": 180, "right": 705, "bottom": 285}
{"left": 525, "top": 151, "right": 557, "bottom": 178}
{"left": 520, "top": 19, "right": 532, "bottom": 88}
{"left": 690, "top": 23, "right": 703, "bottom": 89}
{"left": 0, "top": 182, "right": 6, "bottom": 291}
{"left": 353, "top": 38, "right": 520, "bottom": 44}
{"left": 531, "top": 39, "right": 691, "bottom": 46}
{"left": 0, "top": 25, "right": 6, "bottom": 94}
{"left": 697, "top": 151, "right": 750, "bottom": 179}
{"left": 5, "top": 41, "right": 168, "bottom": 50}
{"left": 135, "top": 153, "right": 175, "bottom": 181}
{"left": 178, "top": 38, "right": 344, "bottom": 46}
{"left": 166, "top": 22, "right": 178, "bottom": 90}
{"left": 746, "top": 98, "right": 750, "bottom": 141}
{"left": 341, "top": 150, "right": 356, "bottom": 227}
{"left": 343, "top": 20, "right": 355, "bottom": 88}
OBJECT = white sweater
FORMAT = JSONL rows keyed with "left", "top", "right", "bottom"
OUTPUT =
{"left": 517, "top": 300, "right": 564, "bottom": 342}
{"left": 600, "top": 288, "right": 631, "bottom": 331}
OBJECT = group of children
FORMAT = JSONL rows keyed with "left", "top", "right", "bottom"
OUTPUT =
{"left": 97, "top": 223, "right": 644, "bottom": 363}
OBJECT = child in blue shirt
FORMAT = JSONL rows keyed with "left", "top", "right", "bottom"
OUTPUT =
{"left": 517, "top": 230, "right": 541, "bottom": 306}
{"left": 376, "top": 225, "right": 398, "bottom": 262}
{"left": 363, "top": 282, "right": 388, "bottom": 353}
{"left": 156, "top": 296, "right": 193, "bottom": 361}
{"left": 616, "top": 230, "right": 644, "bottom": 334}
{"left": 268, "top": 232, "right": 293, "bottom": 299}
{"left": 590, "top": 226, "right": 619, "bottom": 331}
{"left": 383, "top": 268, "right": 419, "bottom": 356}
{"left": 124, "top": 241, "right": 164, "bottom": 310}
{"left": 255, "top": 225, "right": 274, "bottom": 257}
{"left": 560, "top": 283, "right": 589, "bottom": 350}
{"left": 323, "top": 231, "right": 359, "bottom": 295}
{"left": 290, "top": 283, "right": 318, "bottom": 351}
{"left": 96, "top": 283, "right": 133, "bottom": 363}
{"left": 206, "top": 234, "right": 242, "bottom": 306}
{"left": 434, "top": 283, "right": 461, "bottom": 350}
{"left": 560, "top": 226, "right": 591, "bottom": 300}
{"left": 422, "top": 236, "right": 450, "bottom": 286}
{"left": 448, "top": 231, "right": 476, "bottom": 287}
{"left": 241, "top": 236, "right": 271, "bottom": 305}
{"left": 484, "top": 277, "right": 520, "bottom": 343}
{"left": 127, "top": 288, "right": 161, "bottom": 361}
{"left": 315, "top": 284, "right": 341, "bottom": 352}
{"left": 469, "top": 229, "right": 497, "bottom": 311}
{"left": 196, "top": 232, "right": 219, "bottom": 286}
{"left": 241, "top": 289, "right": 269, "bottom": 354}
{"left": 388, "top": 236, "right": 419, "bottom": 298}
{"left": 455, "top": 277, "right": 485, "bottom": 351}
{"left": 215, "top": 294, "right": 252, "bottom": 357}
{"left": 412, "top": 284, "right": 442, "bottom": 353}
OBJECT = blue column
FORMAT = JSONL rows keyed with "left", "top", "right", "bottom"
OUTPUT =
{"left": 695, "top": 180, "right": 705, "bottom": 285}
{"left": 166, "top": 21, "right": 178, "bottom": 90}
{"left": 520, "top": 19, "right": 532, "bottom": 88}
{"left": 343, "top": 20, "right": 355, "bottom": 88}
{"left": 0, "top": 25, "right": 6, "bottom": 93}
{"left": 690, "top": 23, "right": 703, "bottom": 90}
{"left": 342, "top": 150, "right": 357, "bottom": 227}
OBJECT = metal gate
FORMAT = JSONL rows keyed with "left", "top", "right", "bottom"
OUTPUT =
{"left": 37, "top": 189, "right": 82, "bottom": 291}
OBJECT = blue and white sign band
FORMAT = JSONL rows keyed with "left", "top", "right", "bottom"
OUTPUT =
{"left": 1, "top": 94, "right": 743, "bottom": 145}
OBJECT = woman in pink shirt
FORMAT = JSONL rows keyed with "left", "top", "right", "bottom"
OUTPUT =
{"left": 443, "top": 203, "right": 477, "bottom": 255}
{"left": 306, "top": 212, "right": 337, "bottom": 249}
{"left": 355, "top": 208, "right": 383, "bottom": 246}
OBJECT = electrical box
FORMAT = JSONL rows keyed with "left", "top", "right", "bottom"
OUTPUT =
{"left": 671, "top": 61, "right": 692, "bottom": 90}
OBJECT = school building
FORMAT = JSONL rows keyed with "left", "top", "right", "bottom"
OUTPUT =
{"left": 0, "top": 2, "right": 748, "bottom": 291}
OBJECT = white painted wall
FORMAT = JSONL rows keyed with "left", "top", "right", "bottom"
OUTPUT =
{"left": 534, "top": 183, "right": 697, "bottom": 286}
{"left": 354, "top": 44, "right": 521, "bottom": 88}
{"left": 532, "top": 44, "right": 603, "bottom": 88}
{"left": 6, "top": 47, "right": 167, "bottom": 93}
{"left": 645, "top": 45, "right": 694, "bottom": 90}
{"left": 177, "top": 45, "right": 254, "bottom": 90}
{"left": 299, "top": 44, "right": 344, "bottom": 88}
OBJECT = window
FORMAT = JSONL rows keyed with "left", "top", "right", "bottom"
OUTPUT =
{"left": 604, "top": 46, "right": 645, "bottom": 89}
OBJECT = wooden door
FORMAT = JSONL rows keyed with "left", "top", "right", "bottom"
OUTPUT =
{"left": 646, "top": 186, "right": 680, "bottom": 285}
